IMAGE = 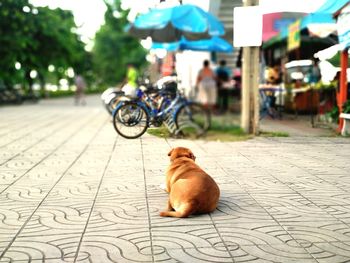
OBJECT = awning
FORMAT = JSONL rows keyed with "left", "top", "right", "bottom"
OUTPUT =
{"left": 263, "top": 0, "right": 350, "bottom": 47}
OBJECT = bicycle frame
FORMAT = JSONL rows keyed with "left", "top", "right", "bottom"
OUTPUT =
{"left": 112, "top": 86, "right": 199, "bottom": 135}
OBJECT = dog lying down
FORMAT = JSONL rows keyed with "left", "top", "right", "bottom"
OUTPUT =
{"left": 160, "top": 147, "right": 220, "bottom": 218}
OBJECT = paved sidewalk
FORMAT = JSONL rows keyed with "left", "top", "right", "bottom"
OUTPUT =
{"left": 260, "top": 116, "right": 335, "bottom": 137}
{"left": 1, "top": 95, "right": 350, "bottom": 263}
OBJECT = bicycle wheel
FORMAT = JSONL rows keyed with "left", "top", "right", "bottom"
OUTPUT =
{"left": 113, "top": 102, "right": 149, "bottom": 139}
{"left": 175, "top": 103, "right": 210, "bottom": 137}
{"left": 106, "top": 92, "right": 125, "bottom": 114}
{"left": 105, "top": 97, "right": 116, "bottom": 114}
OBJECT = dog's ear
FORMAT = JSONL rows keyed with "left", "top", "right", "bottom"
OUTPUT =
{"left": 189, "top": 152, "right": 196, "bottom": 161}
{"left": 168, "top": 149, "right": 174, "bottom": 157}
{"left": 188, "top": 151, "right": 196, "bottom": 161}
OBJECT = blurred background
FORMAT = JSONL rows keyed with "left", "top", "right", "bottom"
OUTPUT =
{"left": 1, "top": 0, "right": 349, "bottom": 136}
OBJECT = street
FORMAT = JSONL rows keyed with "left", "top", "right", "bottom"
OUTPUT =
{"left": 1, "top": 95, "right": 350, "bottom": 262}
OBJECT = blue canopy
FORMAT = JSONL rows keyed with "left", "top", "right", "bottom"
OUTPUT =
{"left": 127, "top": 4, "right": 225, "bottom": 43}
{"left": 316, "top": 0, "right": 350, "bottom": 14}
{"left": 299, "top": 0, "right": 350, "bottom": 31}
{"left": 152, "top": 36, "right": 233, "bottom": 53}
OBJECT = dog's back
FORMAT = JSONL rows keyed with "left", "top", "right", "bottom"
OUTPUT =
{"left": 160, "top": 149, "right": 220, "bottom": 218}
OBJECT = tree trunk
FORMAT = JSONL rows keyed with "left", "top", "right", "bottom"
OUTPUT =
{"left": 38, "top": 72, "right": 47, "bottom": 98}
{"left": 25, "top": 70, "right": 34, "bottom": 95}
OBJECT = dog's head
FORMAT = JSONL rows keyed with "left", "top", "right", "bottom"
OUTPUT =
{"left": 168, "top": 147, "right": 196, "bottom": 162}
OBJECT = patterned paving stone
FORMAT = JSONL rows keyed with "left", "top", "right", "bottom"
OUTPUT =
{"left": 89, "top": 197, "right": 149, "bottom": 231}
{"left": 0, "top": 200, "right": 38, "bottom": 221}
{"left": 263, "top": 204, "right": 336, "bottom": 222}
{"left": 211, "top": 198, "right": 274, "bottom": 223}
{"left": 47, "top": 183, "right": 99, "bottom": 200}
{"left": 301, "top": 193, "right": 350, "bottom": 207}
{"left": 288, "top": 179, "right": 346, "bottom": 194}
{"left": 3, "top": 185, "right": 52, "bottom": 202}
{"left": 153, "top": 247, "right": 233, "bottom": 263}
{"left": 76, "top": 229, "right": 152, "bottom": 263}
{"left": 18, "top": 214, "right": 89, "bottom": 237}
{"left": 0, "top": 185, "right": 9, "bottom": 192}
{"left": 304, "top": 241, "right": 350, "bottom": 263}
{"left": 237, "top": 176, "right": 296, "bottom": 194}
{"left": 151, "top": 225, "right": 233, "bottom": 262}
{"left": 216, "top": 222, "right": 293, "bottom": 246}
{"left": 1, "top": 96, "right": 350, "bottom": 262}
{"left": 323, "top": 206, "right": 350, "bottom": 224}
{"left": 0, "top": 234, "right": 80, "bottom": 262}
{"left": 281, "top": 221, "right": 350, "bottom": 244}
{"left": 97, "top": 180, "right": 146, "bottom": 199}
{"left": 152, "top": 225, "right": 223, "bottom": 249}
{"left": 250, "top": 193, "right": 313, "bottom": 207}
{"left": 1, "top": 158, "right": 40, "bottom": 170}
{"left": 0, "top": 170, "right": 27, "bottom": 185}
{"left": 228, "top": 244, "right": 318, "bottom": 263}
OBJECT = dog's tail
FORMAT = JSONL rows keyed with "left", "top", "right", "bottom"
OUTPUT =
{"left": 159, "top": 203, "right": 195, "bottom": 218}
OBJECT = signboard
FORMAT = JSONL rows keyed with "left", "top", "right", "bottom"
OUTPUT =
{"left": 274, "top": 18, "right": 296, "bottom": 31}
{"left": 337, "top": 4, "right": 350, "bottom": 50}
{"left": 287, "top": 20, "right": 300, "bottom": 51}
{"left": 233, "top": 6, "right": 262, "bottom": 47}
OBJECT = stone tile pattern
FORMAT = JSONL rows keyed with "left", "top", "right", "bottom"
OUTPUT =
{"left": 1, "top": 96, "right": 350, "bottom": 262}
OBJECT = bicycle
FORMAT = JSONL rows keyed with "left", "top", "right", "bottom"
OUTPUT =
{"left": 101, "top": 87, "right": 126, "bottom": 114}
{"left": 112, "top": 85, "right": 210, "bottom": 139}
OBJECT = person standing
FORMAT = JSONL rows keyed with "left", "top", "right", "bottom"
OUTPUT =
{"left": 196, "top": 60, "right": 217, "bottom": 111}
{"left": 74, "top": 75, "right": 86, "bottom": 105}
{"left": 308, "top": 59, "right": 321, "bottom": 85}
{"left": 122, "top": 63, "right": 139, "bottom": 97}
{"left": 216, "top": 60, "right": 232, "bottom": 113}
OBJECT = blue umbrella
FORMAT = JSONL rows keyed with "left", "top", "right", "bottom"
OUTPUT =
{"left": 127, "top": 4, "right": 225, "bottom": 43}
{"left": 152, "top": 36, "right": 233, "bottom": 53}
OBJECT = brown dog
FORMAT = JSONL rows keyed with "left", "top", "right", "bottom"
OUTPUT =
{"left": 160, "top": 147, "right": 220, "bottom": 218}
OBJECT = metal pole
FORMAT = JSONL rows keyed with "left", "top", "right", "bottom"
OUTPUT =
{"left": 339, "top": 49, "right": 349, "bottom": 131}
{"left": 241, "top": 47, "right": 251, "bottom": 132}
{"left": 241, "top": 0, "right": 260, "bottom": 134}
{"left": 252, "top": 46, "right": 260, "bottom": 134}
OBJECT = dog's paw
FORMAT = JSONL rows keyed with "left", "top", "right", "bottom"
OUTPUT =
{"left": 159, "top": 211, "right": 167, "bottom": 217}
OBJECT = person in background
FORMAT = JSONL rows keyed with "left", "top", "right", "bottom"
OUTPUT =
{"left": 196, "top": 60, "right": 217, "bottom": 111}
{"left": 122, "top": 63, "right": 139, "bottom": 97}
{"left": 216, "top": 60, "right": 232, "bottom": 113}
{"left": 308, "top": 58, "right": 321, "bottom": 85}
{"left": 74, "top": 75, "right": 86, "bottom": 106}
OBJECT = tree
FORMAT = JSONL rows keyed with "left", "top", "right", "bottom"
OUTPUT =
{"left": 0, "top": 0, "right": 32, "bottom": 87}
{"left": 92, "top": 0, "right": 148, "bottom": 86}
{"left": 27, "top": 7, "right": 90, "bottom": 92}
{"left": 0, "top": 0, "right": 90, "bottom": 94}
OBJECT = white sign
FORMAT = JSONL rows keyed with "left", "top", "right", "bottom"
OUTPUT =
{"left": 233, "top": 6, "right": 263, "bottom": 47}
{"left": 337, "top": 4, "right": 350, "bottom": 50}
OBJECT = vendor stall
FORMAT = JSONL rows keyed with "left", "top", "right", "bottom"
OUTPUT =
{"left": 334, "top": 1, "right": 350, "bottom": 131}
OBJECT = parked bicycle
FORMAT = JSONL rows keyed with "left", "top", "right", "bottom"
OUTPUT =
{"left": 101, "top": 87, "right": 126, "bottom": 114}
{"left": 112, "top": 80, "right": 210, "bottom": 139}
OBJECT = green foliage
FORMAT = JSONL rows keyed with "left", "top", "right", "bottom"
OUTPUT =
{"left": 343, "top": 100, "right": 350, "bottom": 114}
{"left": 46, "top": 90, "right": 75, "bottom": 98}
{"left": 259, "top": 131, "right": 289, "bottom": 137}
{"left": 326, "top": 101, "right": 350, "bottom": 123}
{"left": 92, "top": 0, "right": 148, "bottom": 86}
{"left": 0, "top": 0, "right": 147, "bottom": 96}
{"left": 0, "top": 0, "right": 90, "bottom": 90}
{"left": 0, "top": 0, "right": 30, "bottom": 86}
{"left": 327, "top": 106, "right": 339, "bottom": 123}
